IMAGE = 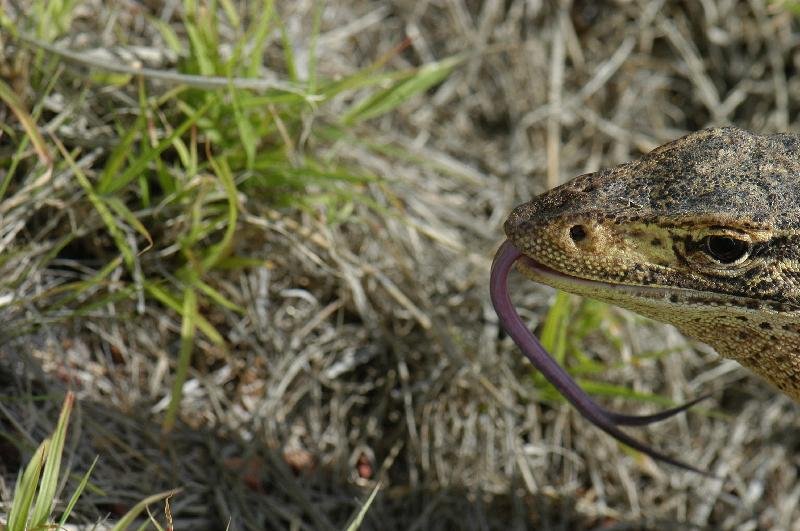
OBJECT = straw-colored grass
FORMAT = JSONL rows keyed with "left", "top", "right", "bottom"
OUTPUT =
{"left": 1, "top": 1, "right": 800, "bottom": 529}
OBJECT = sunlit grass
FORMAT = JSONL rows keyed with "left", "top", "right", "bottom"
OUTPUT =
{"left": 535, "top": 291, "right": 694, "bottom": 407}
{"left": 0, "top": 0, "right": 461, "bottom": 432}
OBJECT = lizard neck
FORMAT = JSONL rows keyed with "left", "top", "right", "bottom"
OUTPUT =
{"left": 620, "top": 298, "right": 800, "bottom": 399}
{"left": 677, "top": 316, "right": 800, "bottom": 400}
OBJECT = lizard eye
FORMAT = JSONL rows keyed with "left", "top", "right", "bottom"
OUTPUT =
{"left": 703, "top": 235, "right": 750, "bottom": 264}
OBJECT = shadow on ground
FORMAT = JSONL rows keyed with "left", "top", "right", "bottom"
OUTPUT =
{"left": 0, "top": 349, "right": 703, "bottom": 531}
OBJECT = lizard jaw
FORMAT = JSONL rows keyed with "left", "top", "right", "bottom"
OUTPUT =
{"left": 514, "top": 252, "right": 782, "bottom": 315}
{"left": 514, "top": 253, "right": 680, "bottom": 301}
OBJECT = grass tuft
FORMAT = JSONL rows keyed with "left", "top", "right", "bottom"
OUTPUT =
{"left": 1, "top": 0, "right": 461, "bottom": 433}
{"left": 4, "top": 391, "right": 181, "bottom": 529}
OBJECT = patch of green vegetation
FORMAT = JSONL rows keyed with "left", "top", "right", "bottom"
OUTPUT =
{"left": 0, "top": 1, "right": 462, "bottom": 433}
{"left": 774, "top": 0, "right": 800, "bottom": 16}
{"left": 535, "top": 291, "right": 690, "bottom": 408}
{"left": 4, "top": 392, "right": 178, "bottom": 529}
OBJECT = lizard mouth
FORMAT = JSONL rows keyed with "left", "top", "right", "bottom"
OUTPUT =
{"left": 516, "top": 256, "right": 592, "bottom": 284}
{"left": 514, "top": 254, "right": 673, "bottom": 301}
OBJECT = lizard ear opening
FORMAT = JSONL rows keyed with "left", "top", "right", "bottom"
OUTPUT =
{"left": 569, "top": 224, "right": 587, "bottom": 242}
{"left": 490, "top": 240, "right": 714, "bottom": 475}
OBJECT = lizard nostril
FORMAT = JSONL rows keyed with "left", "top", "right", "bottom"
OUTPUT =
{"left": 569, "top": 224, "right": 587, "bottom": 242}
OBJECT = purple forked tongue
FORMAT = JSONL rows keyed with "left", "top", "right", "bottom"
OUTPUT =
{"left": 490, "top": 240, "right": 712, "bottom": 475}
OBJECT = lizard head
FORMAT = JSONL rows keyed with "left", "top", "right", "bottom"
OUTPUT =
{"left": 505, "top": 127, "right": 800, "bottom": 396}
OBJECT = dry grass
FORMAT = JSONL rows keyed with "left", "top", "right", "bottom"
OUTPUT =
{"left": 1, "top": 0, "right": 800, "bottom": 529}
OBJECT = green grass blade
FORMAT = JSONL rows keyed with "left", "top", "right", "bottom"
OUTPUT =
{"left": 7, "top": 440, "right": 48, "bottom": 531}
{"left": 307, "top": 0, "right": 323, "bottom": 92}
{"left": 99, "top": 114, "right": 146, "bottom": 191}
{"left": 219, "top": 0, "right": 241, "bottom": 28}
{"left": 98, "top": 97, "right": 215, "bottom": 195}
{"left": 162, "top": 286, "right": 197, "bottom": 432}
{"left": 30, "top": 391, "right": 75, "bottom": 526}
{"left": 58, "top": 455, "right": 98, "bottom": 526}
{"left": 246, "top": 0, "right": 275, "bottom": 77}
{"left": 145, "top": 282, "right": 225, "bottom": 345}
{"left": 346, "top": 483, "right": 381, "bottom": 531}
{"left": 185, "top": 21, "right": 215, "bottom": 76}
{"left": 195, "top": 279, "right": 244, "bottom": 313}
{"left": 538, "top": 290, "right": 571, "bottom": 365}
{"left": 109, "top": 489, "right": 180, "bottom": 531}
{"left": 319, "top": 70, "right": 407, "bottom": 100}
{"left": 278, "top": 19, "right": 299, "bottom": 83}
{"left": 151, "top": 17, "right": 183, "bottom": 54}
{"left": 0, "top": 77, "right": 52, "bottom": 166}
{"left": 202, "top": 155, "right": 238, "bottom": 270}
{"left": 53, "top": 138, "right": 136, "bottom": 269}
{"left": 69, "top": 285, "right": 137, "bottom": 317}
{"left": 229, "top": 87, "right": 257, "bottom": 169}
{"left": 145, "top": 505, "right": 167, "bottom": 531}
{"left": 105, "top": 196, "right": 154, "bottom": 251}
{"left": 576, "top": 380, "right": 676, "bottom": 405}
{"left": 342, "top": 55, "right": 464, "bottom": 124}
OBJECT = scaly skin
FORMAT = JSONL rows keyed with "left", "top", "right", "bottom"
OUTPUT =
{"left": 505, "top": 127, "right": 800, "bottom": 400}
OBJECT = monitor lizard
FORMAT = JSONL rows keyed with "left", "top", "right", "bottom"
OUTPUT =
{"left": 491, "top": 127, "right": 800, "bottom": 472}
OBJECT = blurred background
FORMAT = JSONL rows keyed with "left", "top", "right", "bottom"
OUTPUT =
{"left": 1, "top": 0, "right": 800, "bottom": 529}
